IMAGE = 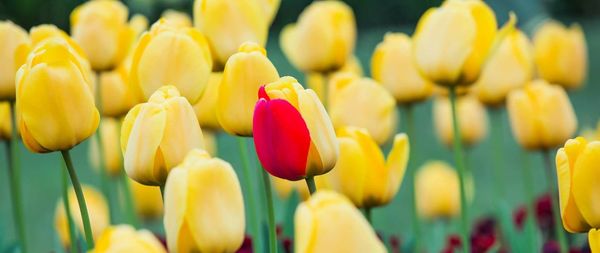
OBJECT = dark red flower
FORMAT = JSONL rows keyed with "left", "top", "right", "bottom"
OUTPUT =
{"left": 513, "top": 205, "right": 527, "bottom": 230}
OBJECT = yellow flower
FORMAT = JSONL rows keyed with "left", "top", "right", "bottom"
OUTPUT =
{"left": 16, "top": 39, "right": 99, "bottom": 153}
{"left": 193, "top": 72, "right": 222, "bottom": 130}
{"left": 294, "top": 190, "right": 386, "bottom": 253}
{"left": 203, "top": 130, "right": 218, "bottom": 157}
{"left": 90, "top": 118, "right": 122, "bottom": 177}
{"left": 130, "top": 179, "right": 163, "bottom": 220}
{"left": 589, "top": 228, "right": 600, "bottom": 251}
{"left": 433, "top": 94, "right": 488, "bottom": 147}
{"left": 55, "top": 185, "right": 109, "bottom": 247}
{"left": 193, "top": 0, "right": 279, "bottom": 67}
{"left": 0, "top": 21, "right": 28, "bottom": 100}
{"left": 371, "top": 33, "right": 433, "bottom": 104}
{"left": 161, "top": 10, "right": 192, "bottom": 28}
{"left": 92, "top": 225, "right": 166, "bottom": 253}
{"left": 70, "top": 0, "right": 134, "bottom": 71}
{"left": 130, "top": 19, "right": 212, "bottom": 104}
{"left": 0, "top": 102, "right": 11, "bottom": 140}
{"left": 534, "top": 20, "right": 587, "bottom": 89}
{"left": 129, "top": 14, "right": 149, "bottom": 37}
{"left": 329, "top": 73, "right": 396, "bottom": 144}
{"left": 305, "top": 56, "right": 363, "bottom": 101}
{"left": 271, "top": 175, "right": 330, "bottom": 201}
{"left": 121, "top": 86, "right": 205, "bottom": 186}
{"left": 280, "top": 0, "right": 356, "bottom": 73}
{"left": 216, "top": 42, "right": 279, "bottom": 136}
{"left": 415, "top": 161, "right": 460, "bottom": 219}
{"left": 164, "top": 149, "right": 245, "bottom": 253}
{"left": 507, "top": 79, "right": 577, "bottom": 150}
{"left": 99, "top": 57, "right": 137, "bottom": 117}
{"left": 413, "top": 0, "right": 497, "bottom": 85}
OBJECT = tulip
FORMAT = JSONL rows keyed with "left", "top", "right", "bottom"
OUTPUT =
{"left": 216, "top": 42, "right": 279, "bottom": 136}
{"left": 92, "top": 225, "right": 166, "bottom": 253}
{"left": 253, "top": 76, "right": 338, "bottom": 181}
{"left": 193, "top": 0, "right": 279, "bottom": 67}
{"left": 122, "top": 85, "right": 205, "bottom": 186}
{"left": 203, "top": 130, "right": 218, "bottom": 156}
{"left": 371, "top": 33, "right": 433, "bottom": 104}
{"left": 305, "top": 56, "right": 363, "bottom": 101}
{"left": 193, "top": 72, "right": 222, "bottom": 130}
{"left": 0, "top": 102, "right": 11, "bottom": 140}
{"left": 129, "top": 14, "right": 149, "bottom": 37}
{"left": 161, "top": 10, "right": 192, "bottom": 28}
{"left": 581, "top": 121, "right": 600, "bottom": 142}
{"left": 99, "top": 57, "right": 137, "bottom": 117}
{"left": 70, "top": 0, "right": 134, "bottom": 71}
{"left": 164, "top": 149, "right": 245, "bottom": 253}
{"left": 415, "top": 161, "right": 460, "bottom": 219}
{"left": 271, "top": 175, "right": 331, "bottom": 201}
{"left": 433, "top": 94, "right": 488, "bottom": 147}
{"left": 413, "top": 0, "right": 497, "bottom": 86}
{"left": 533, "top": 20, "right": 587, "bottom": 89}
{"left": 507, "top": 79, "right": 577, "bottom": 150}
{"left": 55, "top": 185, "right": 110, "bottom": 247}
{"left": 590, "top": 228, "right": 600, "bottom": 251}
{"left": 0, "top": 21, "right": 28, "bottom": 100}
{"left": 130, "top": 179, "right": 163, "bottom": 220}
{"left": 294, "top": 190, "right": 386, "bottom": 253}
{"left": 90, "top": 118, "right": 122, "bottom": 177}
{"left": 280, "top": 1, "right": 356, "bottom": 73}
{"left": 130, "top": 19, "right": 212, "bottom": 104}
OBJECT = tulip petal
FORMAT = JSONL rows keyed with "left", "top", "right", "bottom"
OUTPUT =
{"left": 385, "top": 133, "right": 410, "bottom": 203}
{"left": 163, "top": 168, "right": 189, "bottom": 252}
{"left": 589, "top": 229, "right": 600, "bottom": 252}
{"left": 556, "top": 141, "right": 590, "bottom": 233}
{"left": 572, "top": 142, "right": 600, "bottom": 228}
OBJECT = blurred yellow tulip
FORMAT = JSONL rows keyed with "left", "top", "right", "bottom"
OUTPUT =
{"left": 589, "top": 228, "right": 600, "bottom": 251}
{"left": 534, "top": 20, "right": 587, "bottom": 89}
{"left": 70, "top": 0, "right": 134, "bottom": 71}
{"left": 0, "top": 102, "right": 11, "bottom": 140}
{"left": 294, "top": 190, "right": 386, "bottom": 253}
{"left": 130, "top": 179, "right": 163, "bottom": 220}
{"left": 99, "top": 57, "right": 137, "bottom": 117}
{"left": 0, "top": 21, "right": 28, "bottom": 100}
{"left": 121, "top": 86, "right": 205, "bottom": 186}
{"left": 130, "top": 19, "right": 212, "bottom": 104}
{"left": 216, "top": 42, "right": 279, "bottom": 136}
{"left": 55, "top": 185, "right": 109, "bottom": 247}
{"left": 161, "top": 10, "right": 192, "bottom": 28}
{"left": 371, "top": 33, "right": 433, "bottom": 104}
{"left": 329, "top": 73, "right": 396, "bottom": 144}
{"left": 92, "top": 225, "right": 166, "bottom": 253}
{"left": 203, "top": 130, "right": 218, "bottom": 156}
{"left": 433, "top": 94, "right": 488, "bottom": 147}
{"left": 90, "top": 118, "right": 122, "bottom": 177}
{"left": 305, "top": 56, "right": 363, "bottom": 101}
{"left": 415, "top": 161, "right": 460, "bottom": 219}
{"left": 16, "top": 39, "right": 99, "bottom": 153}
{"left": 129, "top": 14, "right": 149, "bottom": 37}
{"left": 507, "top": 79, "right": 577, "bottom": 150}
{"left": 281, "top": 0, "right": 356, "bottom": 73}
{"left": 271, "top": 175, "right": 310, "bottom": 201}
{"left": 193, "top": 72, "right": 222, "bottom": 130}
{"left": 413, "top": 0, "right": 497, "bottom": 86}
{"left": 164, "top": 149, "right": 245, "bottom": 253}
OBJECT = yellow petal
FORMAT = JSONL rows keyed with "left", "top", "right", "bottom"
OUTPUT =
{"left": 92, "top": 225, "right": 166, "bottom": 253}
{"left": 0, "top": 102, "right": 12, "bottom": 140}
{"left": 556, "top": 137, "right": 590, "bottom": 232}
{"left": 328, "top": 132, "right": 369, "bottom": 207}
{"left": 571, "top": 141, "right": 600, "bottom": 228}
{"left": 589, "top": 228, "right": 600, "bottom": 252}
{"left": 130, "top": 178, "right": 163, "bottom": 219}
{"left": 163, "top": 167, "right": 189, "bottom": 252}
{"left": 193, "top": 72, "right": 222, "bottom": 130}
{"left": 0, "top": 21, "right": 29, "bottom": 100}
{"left": 384, "top": 133, "right": 410, "bottom": 204}
{"left": 415, "top": 161, "right": 460, "bottom": 219}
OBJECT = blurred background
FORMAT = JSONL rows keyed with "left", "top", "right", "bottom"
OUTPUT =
{"left": 0, "top": 0, "right": 599, "bottom": 252}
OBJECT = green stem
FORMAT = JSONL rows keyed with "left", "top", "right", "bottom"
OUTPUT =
{"left": 261, "top": 169, "right": 277, "bottom": 253}
{"left": 5, "top": 103, "right": 27, "bottom": 253}
{"left": 61, "top": 150, "right": 95, "bottom": 249}
{"left": 448, "top": 87, "right": 470, "bottom": 253}
{"left": 119, "top": 170, "right": 139, "bottom": 228}
{"left": 365, "top": 207, "right": 372, "bottom": 224}
{"left": 521, "top": 151, "right": 538, "bottom": 252}
{"left": 542, "top": 149, "right": 568, "bottom": 252}
{"left": 404, "top": 104, "right": 422, "bottom": 252}
{"left": 238, "top": 137, "right": 261, "bottom": 253}
{"left": 62, "top": 163, "right": 78, "bottom": 253}
{"left": 489, "top": 108, "right": 505, "bottom": 201}
{"left": 305, "top": 176, "right": 316, "bottom": 195}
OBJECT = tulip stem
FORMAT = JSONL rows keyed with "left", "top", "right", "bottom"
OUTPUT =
{"left": 542, "top": 149, "right": 568, "bottom": 252}
{"left": 522, "top": 151, "right": 538, "bottom": 252}
{"left": 61, "top": 149, "right": 95, "bottom": 249}
{"left": 119, "top": 170, "right": 140, "bottom": 228}
{"left": 489, "top": 108, "right": 505, "bottom": 200}
{"left": 260, "top": 169, "right": 278, "bottom": 253}
{"left": 404, "top": 104, "right": 422, "bottom": 252}
{"left": 305, "top": 176, "right": 317, "bottom": 195}
{"left": 237, "top": 137, "right": 262, "bottom": 253}
{"left": 448, "top": 87, "right": 470, "bottom": 253}
{"left": 62, "top": 162, "right": 79, "bottom": 253}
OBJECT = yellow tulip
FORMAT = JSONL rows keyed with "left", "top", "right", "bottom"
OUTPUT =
{"left": 193, "top": 72, "right": 222, "bottom": 130}
{"left": 415, "top": 161, "right": 460, "bottom": 219}
{"left": 164, "top": 149, "right": 245, "bottom": 253}
{"left": 589, "top": 228, "right": 600, "bottom": 251}
{"left": 433, "top": 94, "right": 488, "bottom": 147}
{"left": 534, "top": 20, "right": 587, "bottom": 89}
{"left": 90, "top": 118, "right": 122, "bottom": 177}
{"left": 99, "top": 57, "right": 137, "bottom": 117}
{"left": 130, "top": 179, "right": 163, "bottom": 220}
{"left": 129, "top": 14, "right": 149, "bottom": 37}
{"left": 371, "top": 33, "right": 433, "bottom": 104}
{"left": 413, "top": 0, "right": 497, "bottom": 85}
{"left": 329, "top": 73, "right": 396, "bottom": 144}
{"left": 193, "top": 0, "right": 279, "bottom": 67}
{"left": 216, "top": 42, "right": 279, "bottom": 136}
{"left": 55, "top": 185, "right": 110, "bottom": 247}
{"left": 0, "top": 21, "right": 28, "bottom": 100}
{"left": 271, "top": 175, "right": 330, "bottom": 201}
{"left": 0, "top": 102, "right": 11, "bottom": 140}
{"left": 161, "top": 10, "right": 192, "bottom": 28}
{"left": 305, "top": 56, "right": 363, "bottom": 101}
{"left": 70, "top": 0, "right": 134, "bottom": 71}
{"left": 16, "top": 39, "right": 99, "bottom": 153}
{"left": 92, "top": 225, "right": 166, "bottom": 253}
{"left": 130, "top": 19, "right": 212, "bottom": 104}
{"left": 203, "top": 130, "right": 218, "bottom": 156}
{"left": 507, "top": 79, "right": 577, "bottom": 150}
{"left": 295, "top": 190, "right": 386, "bottom": 253}
{"left": 580, "top": 121, "right": 600, "bottom": 142}
{"left": 121, "top": 86, "right": 205, "bottom": 186}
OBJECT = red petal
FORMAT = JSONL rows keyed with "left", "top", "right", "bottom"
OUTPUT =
{"left": 258, "top": 86, "right": 270, "bottom": 101}
{"left": 253, "top": 98, "right": 310, "bottom": 180}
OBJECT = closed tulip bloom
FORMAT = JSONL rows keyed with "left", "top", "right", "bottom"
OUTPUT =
{"left": 433, "top": 94, "right": 488, "bottom": 147}
{"left": 415, "top": 161, "right": 460, "bottom": 219}
{"left": 130, "top": 19, "right": 212, "bottom": 104}
{"left": 55, "top": 185, "right": 110, "bottom": 247}
{"left": 254, "top": 77, "right": 338, "bottom": 181}
{"left": 507, "top": 79, "right": 577, "bottom": 150}
{"left": 589, "top": 229, "right": 600, "bottom": 251}
{"left": 193, "top": 72, "right": 222, "bottom": 130}
{"left": 92, "top": 225, "right": 166, "bottom": 253}
{"left": 161, "top": 10, "right": 192, "bottom": 28}
{"left": 130, "top": 179, "right": 163, "bottom": 220}
{"left": 99, "top": 57, "right": 137, "bottom": 117}
{"left": 164, "top": 149, "right": 245, "bottom": 253}
{"left": 217, "top": 42, "right": 279, "bottom": 136}
{"left": 295, "top": 190, "right": 386, "bottom": 253}
{"left": 16, "top": 39, "right": 99, "bottom": 153}
{"left": 534, "top": 20, "right": 587, "bottom": 89}
{"left": 329, "top": 74, "right": 396, "bottom": 144}
{"left": 371, "top": 33, "right": 433, "bottom": 104}
{"left": 0, "top": 102, "right": 11, "bottom": 140}
{"left": 0, "top": 21, "right": 28, "bottom": 100}
{"left": 413, "top": 0, "right": 497, "bottom": 86}
{"left": 121, "top": 86, "right": 205, "bottom": 186}
{"left": 281, "top": 1, "right": 356, "bottom": 73}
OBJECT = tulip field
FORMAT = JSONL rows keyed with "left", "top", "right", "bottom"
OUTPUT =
{"left": 1, "top": 0, "right": 600, "bottom": 252}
